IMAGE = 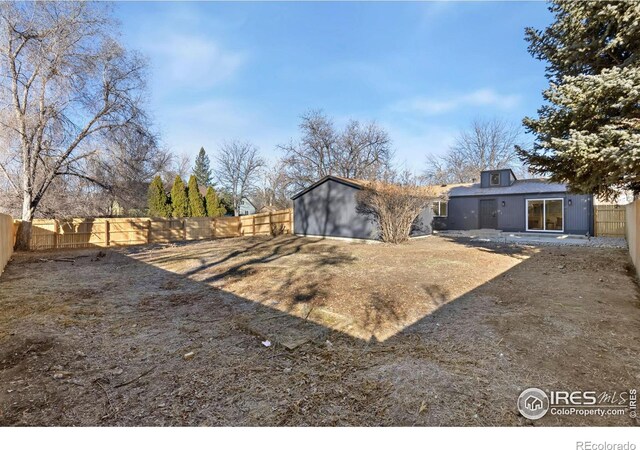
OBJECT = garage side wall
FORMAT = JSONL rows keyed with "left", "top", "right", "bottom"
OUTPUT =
{"left": 443, "top": 193, "right": 593, "bottom": 235}
{"left": 293, "top": 179, "right": 378, "bottom": 239}
{"left": 412, "top": 206, "right": 436, "bottom": 236}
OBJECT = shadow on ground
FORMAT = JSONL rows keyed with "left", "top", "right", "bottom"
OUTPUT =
{"left": 0, "top": 235, "right": 639, "bottom": 426}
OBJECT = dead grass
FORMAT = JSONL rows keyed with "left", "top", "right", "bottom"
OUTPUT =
{"left": 0, "top": 235, "right": 639, "bottom": 426}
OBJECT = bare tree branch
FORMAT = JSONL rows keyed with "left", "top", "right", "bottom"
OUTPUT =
{"left": 279, "top": 110, "right": 393, "bottom": 191}
{"left": 214, "top": 140, "right": 265, "bottom": 216}
{"left": 423, "top": 118, "right": 526, "bottom": 184}
{"left": 0, "top": 2, "right": 154, "bottom": 248}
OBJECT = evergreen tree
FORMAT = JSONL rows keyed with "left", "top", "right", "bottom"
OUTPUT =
{"left": 188, "top": 175, "right": 206, "bottom": 217}
{"left": 170, "top": 176, "right": 189, "bottom": 218}
{"left": 204, "top": 186, "right": 226, "bottom": 217}
{"left": 147, "top": 176, "right": 171, "bottom": 217}
{"left": 192, "top": 147, "right": 213, "bottom": 187}
{"left": 517, "top": 1, "right": 640, "bottom": 199}
{"left": 219, "top": 192, "right": 233, "bottom": 216}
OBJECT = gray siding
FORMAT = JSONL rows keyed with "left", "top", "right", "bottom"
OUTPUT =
{"left": 293, "top": 179, "right": 377, "bottom": 239}
{"left": 480, "top": 169, "right": 513, "bottom": 188}
{"left": 443, "top": 193, "right": 593, "bottom": 235}
{"left": 412, "top": 207, "right": 435, "bottom": 236}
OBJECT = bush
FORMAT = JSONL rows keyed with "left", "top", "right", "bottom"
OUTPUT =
{"left": 148, "top": 176, "right": 171, "bottom": 217}
{"left": 204, "top": 186, "right": 226, "bottom": 218}
{"left": 188, "top": 175, "right": 206, "bottom": 217}
{"left": 170, "top": 176, "right": 188, "bottom": 218}
{"left": 356, "top": 176, "right": 435, "bottom": 244}
{"left": 270, "top": 223, "right": 286, "bottom": 237}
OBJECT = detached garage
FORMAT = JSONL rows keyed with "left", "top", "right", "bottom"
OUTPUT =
{"left": 291, "top": 175, "right": 435, "bottom": 240}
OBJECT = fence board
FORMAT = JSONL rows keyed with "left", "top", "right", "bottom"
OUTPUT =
{"left": 18, "top": 208, "right": 293, "bottom": 251}
{"left": 627, "top": 201, "right": 640, "bottom": 279}
{"left": 185, "top": 217, "right": 213, "bottom": 241}
{"left": 150, "top": 219, "right": 183, "bottom": 243}
{"left": 594, "top": 205, "right": 626, "bottom": 237}
{"left": 0, "top": 213, "right": 14, "bottom": 274}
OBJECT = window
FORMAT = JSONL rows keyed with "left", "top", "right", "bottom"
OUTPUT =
{"left": 490, "top": 173, "right": 500, "bottom": 186}
{"left": 526, "top": 199, "right": 564, "bottom": 232}
{"left": 432, "top": 201, "right": 448, "bottom": 217}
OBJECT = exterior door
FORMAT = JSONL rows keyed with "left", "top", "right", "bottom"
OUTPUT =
{"left": 479, "top": 199, "right": 498, "bottom": 229}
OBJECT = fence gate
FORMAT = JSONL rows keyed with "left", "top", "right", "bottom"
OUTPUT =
{"left": 594, "top": 205, "right": 626, "bottom": 237}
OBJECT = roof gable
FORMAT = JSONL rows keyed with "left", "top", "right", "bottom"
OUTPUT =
{"left": 291, "top": 175, "right": 364, "bottom": 200}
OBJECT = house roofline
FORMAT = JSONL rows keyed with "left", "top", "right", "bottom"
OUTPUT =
{"left": 449, "top": 190, "right": 585, "bottom": 198}
{"left": 241, "top": 196, "right": 256, "bottom": 209}
{"left": 290, "top": 175, "right": 364, "bottom": 200}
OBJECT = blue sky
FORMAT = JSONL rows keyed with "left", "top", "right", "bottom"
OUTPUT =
{"left": 116, "top": 1, "right": 552, "bottom": 168}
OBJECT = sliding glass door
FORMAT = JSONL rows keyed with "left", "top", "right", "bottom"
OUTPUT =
{"left": 526, "top": 199, "right": 564, "bottom": 232}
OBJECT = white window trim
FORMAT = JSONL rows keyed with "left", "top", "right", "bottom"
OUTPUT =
{"left": 433, "top": 200, "right": 448, "bottom": 217}
{"left": 490, "top": 173, "right": 500, "bottom": 186}
{"left": 525, "top": 198, "right": 564, "bottom": 233}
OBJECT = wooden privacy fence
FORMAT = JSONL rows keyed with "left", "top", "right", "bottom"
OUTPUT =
{"left": 594, "top": 205, "right": 626, "bottom": 237}
{"left": 27, "top": 208, "right": 293, "bottom": 251}
{"left": 627, "top": 201, "right": 640, "bottom": 279}
{"left": 0, "top": 213, "right": 16, "bottom": 273}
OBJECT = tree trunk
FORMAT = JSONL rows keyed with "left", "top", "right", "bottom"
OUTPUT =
{"left": 15, "top": 192, "right": 34, "bottom": 251}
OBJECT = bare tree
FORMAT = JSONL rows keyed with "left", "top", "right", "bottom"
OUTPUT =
{"left": 356, "top": 170, "right": 436, "bottom": 244}
{"left": 424, "top": 118, "right": 526, "bottom": 185}
{"left": 214, "top": 140, "right": 265, "bottom": 216}
{"left": 0, "top": 2, "right": 152, "bottom": 248}
{"left": 280, "top": 110, "right": 393, "bottom": 190}
{"left": 160, "top": 152, "right": 191, "bottom": 186}
{"left": 89, "top": 125, "right": 171, "bottom": 214}
{"left": 252, "top": 159, "right": 292, "bottom": 211}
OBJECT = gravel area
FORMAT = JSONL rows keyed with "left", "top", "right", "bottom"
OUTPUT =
{"left": 438, "top": 231, "right": 628, "bottom": 248}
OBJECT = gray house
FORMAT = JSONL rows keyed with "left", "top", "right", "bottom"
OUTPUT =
{"left": 238, "top": 197, "right": 256, "bottom": 216}
{"left": 292, "top": 169, "right": 594, "bottom": 240}
{"left": 436, "top": 168, "right": 594, "bottom": 235}
{"left": 292, "top": 176, "right": 378, "bottom": 239}
{"left": 292, "top": 175, "right": 434, "bottom": 240}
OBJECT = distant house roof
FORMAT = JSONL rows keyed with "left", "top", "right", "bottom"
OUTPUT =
{"left": 447, "top": 178, "right": 569, "bottom": 197}
{"left": 240, "top": 197, "right": 256, "bottom": 208}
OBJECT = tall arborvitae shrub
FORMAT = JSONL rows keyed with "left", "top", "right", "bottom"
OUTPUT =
{"left": 170, "top": 176, "right": 189, "bottom": 218}
{"left": 148, "top": 176, "right": 171, "bottom": 217}
{"left": 205, "top": 186, "right": 226, "bottom": 217}
{"left": 188, "top": 175, "right": 206, "bottom": 217}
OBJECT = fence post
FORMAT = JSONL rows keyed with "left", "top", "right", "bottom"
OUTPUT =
{"left": 252, "top": 215, "right": 256, "bottom": 236}
{"left": 147, "top": 219, "right": 152, "bottom": 244}
{"left": 183, "top": 219, "right": 187, "bottom": 241}
{"left": 212, "top": 218, "right": 216, "bottom": 239}
{"left": 105, "top": 220, "right": 110, "bottom": 247}
{"left": 52, "top": 220, "right": 59, "bottom": 250}
{"left": 269, "top": 212, "right": 273, "bottom": 236}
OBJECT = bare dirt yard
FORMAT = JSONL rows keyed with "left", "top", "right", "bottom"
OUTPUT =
{"left": 1, "top": 235, "right": 639, "bottom": 426}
